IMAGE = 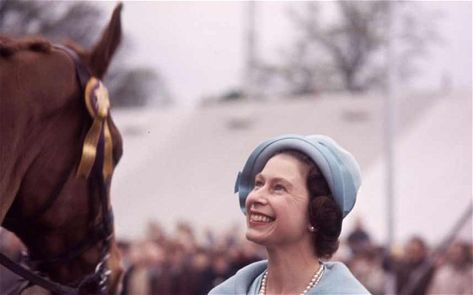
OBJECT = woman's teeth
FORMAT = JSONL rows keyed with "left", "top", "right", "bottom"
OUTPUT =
{"left": 250, "top": 213, "right": 274, "bottom": 223}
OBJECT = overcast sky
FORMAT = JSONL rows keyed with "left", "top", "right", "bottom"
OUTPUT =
{"left": 99, "top": 1, "right": 471, "bottom": 107}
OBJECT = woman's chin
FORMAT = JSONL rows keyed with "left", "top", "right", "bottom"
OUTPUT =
{"left": 245, "top": 229, "right": 269, "bottom": 245}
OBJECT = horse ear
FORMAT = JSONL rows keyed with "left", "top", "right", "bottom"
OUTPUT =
{"left": 89, "top": 2, "right": 123, "bottom": 79}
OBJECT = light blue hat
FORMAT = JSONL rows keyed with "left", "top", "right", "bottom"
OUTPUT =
{"left": 234, "top": 134, "right": 361, "bottom": 218}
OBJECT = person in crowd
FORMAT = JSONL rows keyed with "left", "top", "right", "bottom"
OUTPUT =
{"left": 184, "top": 248, "right": 215, "bottom": 295}
{"left": 146, "top": 221, "right": 167, "bottom": 246}
{"left": 121, "top": 240, "right": 160, "bottom": 295}
{"left": 347, "top": 217, "right": 371, "bottom": 256}
{"left": 349, "top": 246, "right": 386, "bottom": 295}
{"left": 392, "top": 236, "right": 435, "bottom": 295}
{"left": 209, "top": 134, "right": 369, "bottom": 294}
{"left": 427, "top": 240, "right": 472, "bottom": 295}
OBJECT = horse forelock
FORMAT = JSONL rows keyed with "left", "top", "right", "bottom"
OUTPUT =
{"left": 0, "top": 35, "right": 52, "bottom": 57}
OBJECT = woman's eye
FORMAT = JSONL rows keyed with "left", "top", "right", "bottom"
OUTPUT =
{"left": 274, "top": 184, "right": 287, "bottom": 192}
{"left": 254, "top": 180, "right": 264, "bottom": 189}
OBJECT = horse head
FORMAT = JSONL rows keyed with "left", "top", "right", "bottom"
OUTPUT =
{"left": 0, "top": 3, "right": 124, "bottom": 294}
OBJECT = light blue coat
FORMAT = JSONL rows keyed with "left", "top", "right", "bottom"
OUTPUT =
{"left": 209, "top": 260, "right": 370, "bottom": 295}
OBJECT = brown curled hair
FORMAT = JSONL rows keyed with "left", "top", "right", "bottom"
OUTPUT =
{"left": 278, "top": 150, "right": 342, "bottom": 259}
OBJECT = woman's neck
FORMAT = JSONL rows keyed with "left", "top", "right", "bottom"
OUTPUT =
{"left": 265, "top": 243, "right": 321, "bottom": 294}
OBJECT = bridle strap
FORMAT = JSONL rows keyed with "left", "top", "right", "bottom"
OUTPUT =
{"left": 27, "top": 211, "right": 113, "bottom": 266}
{"left": 0, "top": 252, "right": 78, "bottom": 295}
{"left": 53, "top": 44, "right": 91, "bottom": 90}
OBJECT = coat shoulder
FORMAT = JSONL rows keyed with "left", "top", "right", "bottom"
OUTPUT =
{"left": 208, "top": 260, "right": 267, "bottom": 294}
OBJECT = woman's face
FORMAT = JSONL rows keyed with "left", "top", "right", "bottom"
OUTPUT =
{"left": 245, "top": 153, "right": 311, "bottom": 248}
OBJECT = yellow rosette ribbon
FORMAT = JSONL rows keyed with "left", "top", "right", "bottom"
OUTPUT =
{"left": 76, "top": 77, "right": 114, "bottom": 180}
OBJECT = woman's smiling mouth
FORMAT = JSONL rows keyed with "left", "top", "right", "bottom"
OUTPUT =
{"left": 249, "top": 212, "right": 275, "bottom": 224}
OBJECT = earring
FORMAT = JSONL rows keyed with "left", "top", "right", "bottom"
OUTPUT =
{"left": 308, "top": 225, "right": 317, "bottom": 233}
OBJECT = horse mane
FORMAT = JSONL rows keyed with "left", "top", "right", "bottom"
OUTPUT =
{"left": 0, "top": 35, "right": 52, "bottom": 57}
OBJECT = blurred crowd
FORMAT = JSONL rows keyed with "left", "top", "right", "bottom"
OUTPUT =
{"left": 116, "top": 222, "right": 264, "bottom": 295}
{"left": 340, "top": 220, "right": 472, "bottom": 295}
{"left": 1, "top": 219, "right": 472, "bottom": 295}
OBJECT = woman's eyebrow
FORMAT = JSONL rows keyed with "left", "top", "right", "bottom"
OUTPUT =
{"left": 256, "top": 173, "right": 292, "bottom": 184}
{"left": 255, "top": 173, "right": 264, "bottom": 179}
{"left": 270, "top": 177, "right": 293, "bottom": 188}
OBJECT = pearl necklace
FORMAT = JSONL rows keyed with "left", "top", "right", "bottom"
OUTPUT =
{"left": 258, "top": 263, "right": 325, "bottom": 295}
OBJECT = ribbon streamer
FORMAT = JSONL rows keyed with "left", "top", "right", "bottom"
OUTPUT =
{"left": 76, "top": 77, "right": 114, "bottom": 180}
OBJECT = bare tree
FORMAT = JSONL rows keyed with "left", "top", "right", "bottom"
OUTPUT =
{"left": 0, "top": 0, "right": 100, "bottom": 46}
{"left": 270, "top": 1, "right": 438, "bottom": 95}
{"left": 0, "top": 0, "right": 171, "bottom": 107}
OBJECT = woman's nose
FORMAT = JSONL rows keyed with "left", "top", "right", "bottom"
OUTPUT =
{"left": 246, "top": 186, "right": 268, "bottom": 209}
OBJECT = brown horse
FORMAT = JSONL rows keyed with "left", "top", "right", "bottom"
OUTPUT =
{"left": 0, "top": 3, "right": 124, "bottom": 295}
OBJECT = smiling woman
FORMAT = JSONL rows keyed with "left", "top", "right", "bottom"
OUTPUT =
{"left": 209, "top": 134, "right": 370, "bottom": 295}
